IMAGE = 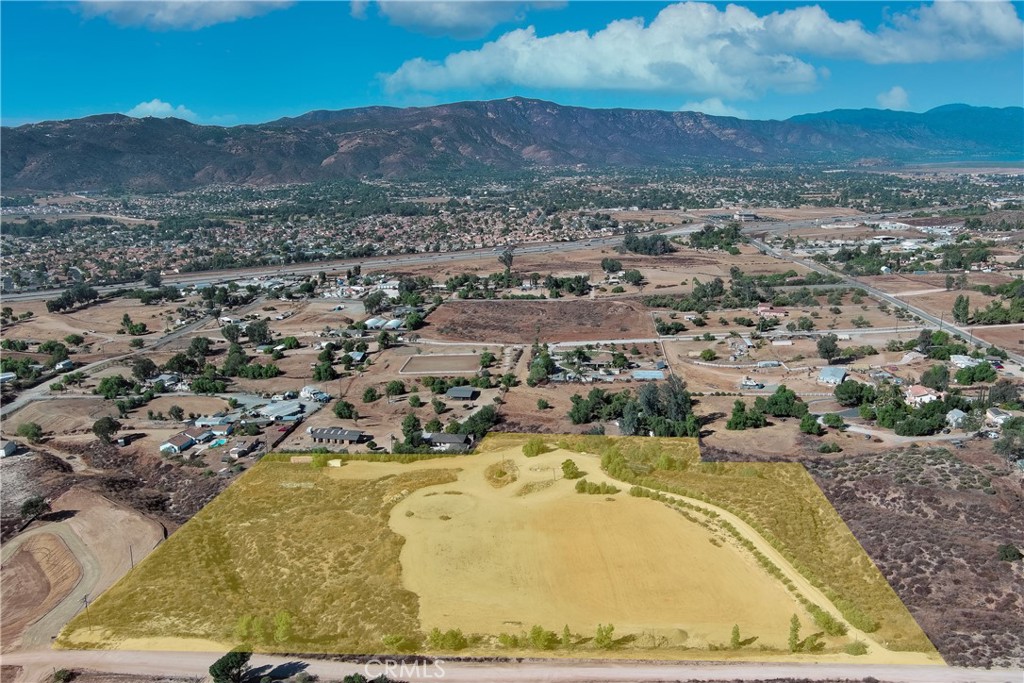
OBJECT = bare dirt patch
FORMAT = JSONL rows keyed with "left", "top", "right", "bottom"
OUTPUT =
{"left": 0, "top": 533, "right": 82, "bottom": 652}
{"left": 427, "top": 299, "right": 656, "bottom": 344}
{"left": 400, "top": 354, "right": 483, "bottom": 374}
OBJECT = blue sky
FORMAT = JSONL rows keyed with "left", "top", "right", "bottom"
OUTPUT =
{"left": 2, "top": 1, "right": 1022, "bottom": 125}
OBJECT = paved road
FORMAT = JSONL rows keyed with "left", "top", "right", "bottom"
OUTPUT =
{"left": 747, "top": 236, "right": 1024, "bottom": 367}
{"left": 5, "top": 649, "right": 1022, "bottom": 683}
{"left": 0, "top": 314, "right": 211, "bottom": 419}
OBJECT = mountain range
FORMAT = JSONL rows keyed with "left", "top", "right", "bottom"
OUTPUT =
{"left": 2, "top": 98, "right": 1021, "bottom": 192}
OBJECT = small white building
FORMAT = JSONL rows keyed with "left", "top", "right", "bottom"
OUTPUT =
{"left": 159, "top": 433, "right": 195, "bottom": 455}
{"left": 986, "top": 407, "right": 1012, "bottom": 427}
{"left": 950, "top": 355, "right": 981, "bottom": 370}
{"left": 1, "top": 440, "right": 17, "bottom": 458}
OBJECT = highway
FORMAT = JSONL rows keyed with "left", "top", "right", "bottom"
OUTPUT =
{"left": 747, "top": 236, "right": 1024, "bottom": 367}
{"left": 2, "top": 211, "right": 894, "bottom": 303}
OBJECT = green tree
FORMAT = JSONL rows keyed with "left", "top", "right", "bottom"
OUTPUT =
{"left": 800, "top": 413, "right": 824, "bottom": 436}
{"left": 221, "top": 323, "right": 241, "bottom": 344}
{"left": 952, "top": 294, "right": 970, "bottom": 324}
{"left": 431, "top": 397, "right": 446, "bottom": 414}
{"left": 699, "top": 348, "right": 717, "bottom": 362}
{"left": 168, "top": 405, "right": 185, "bottom": 421}
{"left": 385, "top": 380, "right": 406, "bottom": 397}
{"left": 313, "top": 363, "right": 338, "bottom": 382}
{"left": 188, "top": 336, "right": 212, "bottom": 358}
{"left": 132, "top": 357, "right": 158, "bottom": 382}
{"left": 64, "top": 333, "right": 85, "bottom": 346}
{"left": 788, "top": 614, "right": 801, "bottom": 652}
{"left": 245, "top": 320, "right": 273, "bottom": 346}
{"left": 20, "top": 495, "right": 49, "bottom": 518}
{"left": 816, "top": 333, "right": 840, "bottom": 362}
{"left": 479, "top": 350, "right": 496, "bottom": 368}
{"left": 363, "top": 387, "right": 380, "bottom": 403}
{"left": 92, "top": 416, "right": 122, "bottom": 442}
{"left": 537, "top": 398, "right": 550, "bottom": 410}
{"left": 920, "top": 364, "right": 949, "bottom": 391}
{"left": 730, "top": 624, "right": 741, "bottom": 649}
{"left": 209, "top": 650, "right": 251, "bottom": 683}
{"left": 726, "top": 400, "right": 749, "bottom": 431}
{"left": 402, "top": 413, "right": 423, "bottom": 447}
{"left": 17, "top": 421, "right": 43, "bottom": 443}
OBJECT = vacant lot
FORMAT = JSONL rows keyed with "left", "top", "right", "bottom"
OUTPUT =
{"left": 554, "top": 435, "right": 939, "bottom": 657}
{"left": 390, "top": 441, "right": 808, "bottom": 650}
{"left": 400, "top": 354, "right": 482, "bottom": 374}
{"left": 56, "top": 435, "right": 937, "bottom": 664}
{"left": 0, "top": 533, "right": 81, "bottom": 652}
{"left": 57, "top": 463, "right": 458, "bottom": 653}
{"left": 427, "top": 299, "right": 656, "bottom": 344}
{"left": 807, "top": 447, "right": 1024, "bottom": 669}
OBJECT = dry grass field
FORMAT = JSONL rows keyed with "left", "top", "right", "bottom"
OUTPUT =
{"left": 427, "top": 299, "right": 657, "bottom": 344}
{"left": 55, "top": 434, "right": 937, "bottom": 665}
{"left": 556, "top": 436, "right": 939, "bottom": 656}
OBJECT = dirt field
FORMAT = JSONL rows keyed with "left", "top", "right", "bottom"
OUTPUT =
{"left": 400, "top": 354, "right": 484, "bottom": 374}
{"left": 427, "top": 299, "right": 656, "bottom": 344}
{"left": 7, "top": 398, "right": 119, "bottom": 438}
{"left": 970, "top": 325, "right": 1024, "bottom": 352}
{"left": 862, "top": 273, "right": 1016, "bottom": 295}
{"left": 390, "top": 444, "right": 808, "bottom": 649}
{"left": 0, "top": 533, "right": 82, "bottom": 652}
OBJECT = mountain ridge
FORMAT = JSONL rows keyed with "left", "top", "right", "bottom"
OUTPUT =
{"left": 3, "top": 97, "right": 1021, "bottom": 192}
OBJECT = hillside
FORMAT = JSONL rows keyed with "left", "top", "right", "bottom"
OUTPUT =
{"left": 2, "top": 98, "right": 1021, "bottom": 191}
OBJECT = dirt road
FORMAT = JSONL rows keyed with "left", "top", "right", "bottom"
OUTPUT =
{"left": 4, "top": 649, "right": 1018, "bottom": 683}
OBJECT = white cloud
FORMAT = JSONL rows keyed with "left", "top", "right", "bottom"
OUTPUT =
{"left": 876, "top": 86, "right": 910, "bottom": 110}
{"left": 362, "top": 1, "right": 564, "bottom": 39}
{"left": 79, "top": 1, "right": 293, "bottom": 30}
{"left": 385, "top": 1, "right": 1023, "bottom": 100}
{"left": 126, "top": 99, "right": 200, "bottom": 121}
{"left": 680, "top": 98, "right": 747, "bottom": 119}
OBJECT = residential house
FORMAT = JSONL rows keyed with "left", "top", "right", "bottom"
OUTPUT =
{"left": 756, "top": 303, "right": 788, "bottom": 318}
{"left": 950, "top": 355, "right": 981, "bottom": 369}
{"left": 159, "top": 433, "right": 195, "bottom": 455}
{"left": 195, "top": 414, "right": 234, "bottom": 428}
{"left": 905, "top": 385, "right": 942, "bottom": 408}
{"left": 986, "top": 407, "right": 1012, "bottom": 427}
{"left": 183, "top": 427, "right": 214, "bottom": 444}
{"left": 817, "top": 367, "right": 848, "bottom": 385}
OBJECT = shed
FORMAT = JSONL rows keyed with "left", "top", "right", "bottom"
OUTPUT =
{"left": 383, "top": 319, "right": 403, "bottom": 330}
{"left": 445, "top": 386, "right": 480, "bottom": 401}
{"left": 1, "top": 440, "right": 17, "bottom": 458}
{"left": 817, "top": 367, "right": 848, "bottom": 385}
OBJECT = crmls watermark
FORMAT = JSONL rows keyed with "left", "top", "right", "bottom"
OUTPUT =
{"left": 364, "top": 658, "right": 446, "bottom": 679}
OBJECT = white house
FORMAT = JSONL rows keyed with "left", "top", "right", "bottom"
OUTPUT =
{"left": 950, "top": 355, "right": 981, "bottom": 369}
{"left": 905, "top": 385, "right": 942, "bottom": 408}
{"left": 159, "top": 433, "right": 195, "bottom": 455}
{"left": 986, "top": 407, "right": 1012, "bottom": 427}
{"left": 818, "top": 367, "right": 848, "bottom": 385}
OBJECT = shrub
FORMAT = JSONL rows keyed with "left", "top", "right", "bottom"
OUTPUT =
{"left": 522, "top": 436, "right": 549, "bottom": 457}
{"left": 997, "top": 543, "right": 1022, "bottom": 562}
{"left": 844, "top": 640, "right": 869, "bottom": 656}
